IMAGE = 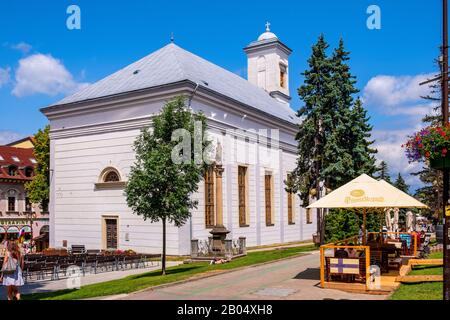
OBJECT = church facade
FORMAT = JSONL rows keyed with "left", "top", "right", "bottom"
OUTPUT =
{"left": 41, "top": 26, "right": 317, "bottom": 255}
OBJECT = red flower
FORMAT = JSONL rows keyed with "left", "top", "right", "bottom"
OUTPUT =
{"left": 425, "top": 151, "right": 431, "bottom": 158}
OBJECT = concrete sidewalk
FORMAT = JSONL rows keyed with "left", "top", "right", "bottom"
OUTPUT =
{"left": 1, "top": 261, "right": 182, "bottom": 299}
{"left": 119, "top": 252, "right": 386, "bottom": 300}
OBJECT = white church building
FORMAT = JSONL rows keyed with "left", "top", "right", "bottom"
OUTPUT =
{"left": 41, "top": 25, "right": 317, "bottom": 255}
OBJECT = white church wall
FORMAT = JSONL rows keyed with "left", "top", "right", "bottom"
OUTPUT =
{"left": 52, "top": 128, "right": 184, "bottom": 255}
{"left": 49, "top": 91, "right": 308, "bottom": 255}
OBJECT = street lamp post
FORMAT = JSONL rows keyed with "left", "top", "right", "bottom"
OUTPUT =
{"left": 442, "top": 0, "right": 450, "bottom": 301}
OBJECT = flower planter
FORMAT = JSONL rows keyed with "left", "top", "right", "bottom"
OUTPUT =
{"left": 430, "top": 155, "right": 450, "bottom": 170}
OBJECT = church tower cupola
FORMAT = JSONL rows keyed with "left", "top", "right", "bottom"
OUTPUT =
{"left": 244, "top": 22, "right": 292, "bottom": 104}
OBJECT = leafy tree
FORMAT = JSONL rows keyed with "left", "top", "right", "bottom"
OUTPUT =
{"left": 375, "top": 160, "right": 391, "bottom": 183}
{"left": 25, "top": 125, "right": 50, "bottom": 211}
{"left": 125, "top": 96, "right": 210, "bottom": 275}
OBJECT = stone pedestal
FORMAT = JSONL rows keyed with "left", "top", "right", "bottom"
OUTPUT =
{"left": 210, "top": 225, "right": 230, "bottom": 255}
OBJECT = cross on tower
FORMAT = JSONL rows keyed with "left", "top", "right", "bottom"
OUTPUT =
{"left": 265, "top": 21, "right": 271, "bottom": 32}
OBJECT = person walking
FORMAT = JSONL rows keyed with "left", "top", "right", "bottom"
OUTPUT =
{"left": 1, "top": 241, "right": 24, "bottom": 300}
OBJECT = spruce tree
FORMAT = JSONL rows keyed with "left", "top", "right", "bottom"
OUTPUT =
{"left": 375, "top": 160, "right": 391, "bottom": 183}
{"left": 292, "top": 34, "right": 333, "bottom": 205}
{"left": 394, "top": 173, "right": 409, "bottom": 193}
{"left": 292, "top": 35, "right": 377, "bottom": 243}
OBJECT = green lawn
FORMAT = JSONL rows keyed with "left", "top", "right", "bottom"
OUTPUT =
{"left": 390, "top": 251, "right": 443, "bottom": 300}
{"left": 23, "top": 245, "right": 316, "bottom": 300}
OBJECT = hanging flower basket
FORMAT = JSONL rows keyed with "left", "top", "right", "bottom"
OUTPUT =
{"left": 404, "top": 125, "right": 450, "bottom": 170}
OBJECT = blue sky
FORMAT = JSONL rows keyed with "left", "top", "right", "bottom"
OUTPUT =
{"left": 0, "top": 0, "right": 443, "bottom": 188}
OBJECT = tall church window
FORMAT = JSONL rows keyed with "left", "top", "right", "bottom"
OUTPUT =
{"left": 287, "top": 174, "right": 295, "bottom": 225}
{"left": 204, "top": 166, "right": 215, "bottom": 228}
{"left": 265, "top": 173, "right": 274, "bottom": 226}
{"left": 280, "top": 64, "right": 287, "bottom": 89}
{"left": 238, "top": 166, "right": 248, "bottom": 227}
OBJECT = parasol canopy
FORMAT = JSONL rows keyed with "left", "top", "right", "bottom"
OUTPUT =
{"left": 307, "top": 174, "right": 427, "bottom": 244}
{"left": 307, "top": 174, "right": 427, "bottom": 209}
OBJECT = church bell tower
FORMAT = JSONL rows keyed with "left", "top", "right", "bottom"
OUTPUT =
{"left": 244, "top": 22, "right": 292, "bottom": 104}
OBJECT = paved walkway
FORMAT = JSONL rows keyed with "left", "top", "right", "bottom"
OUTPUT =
{"left": 119, "top": 252, "right": 387, "bottom": 300}
{"left": 4, "top": 261, "right": 182, "bottom": 299}
{"left": 247, "top": 242, "right": 314, "bottom": 253}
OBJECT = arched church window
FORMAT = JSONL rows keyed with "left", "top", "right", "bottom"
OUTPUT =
{"left": 104, "top": 171, "right": 120, "bottom": 182}
{"left": 100, "top": 167, "right": 121, "bottom": 183}
{"left": 96, "top": 167, "right": 125, "bottom": 189}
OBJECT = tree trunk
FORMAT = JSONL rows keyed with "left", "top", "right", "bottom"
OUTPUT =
{"left": 162, "top": 217, "right": 166, "bottom": 275}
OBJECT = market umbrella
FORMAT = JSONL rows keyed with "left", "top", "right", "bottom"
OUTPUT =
{"left": 307, "top": 174, "right": 427, "bottom": 244}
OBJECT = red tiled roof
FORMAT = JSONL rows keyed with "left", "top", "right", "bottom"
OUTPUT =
{"left": 0, "top": 146, "right": 36, "bottom": 181}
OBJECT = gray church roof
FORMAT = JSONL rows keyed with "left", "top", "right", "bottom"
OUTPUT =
{"left": 53, "top": 43, "right": 298, "bottom": 124}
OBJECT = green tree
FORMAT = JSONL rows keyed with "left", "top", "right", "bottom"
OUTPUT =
{"left": 291, "top": 35, "right": 377, "bottom": 243}
{"left": 349, "top": 98, "right": 378, "bottom": 176}
{"left": 375, "top": 160, "right": 391, "bottom": 183}
{"left": 125, "top": 96, "right": 210, "bottom": 275}
{"left": 394, "top": 173, "right": 409, "bottom": 193}
{"left": 25, "top": 125, "right": 50, "bottom": 211}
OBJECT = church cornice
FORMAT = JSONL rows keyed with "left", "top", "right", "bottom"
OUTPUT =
{"left": 42, "top": 80, "right": 299, "bottom": 134}
{"left": 243, "top": 39, "right": 292, "bottom": 56}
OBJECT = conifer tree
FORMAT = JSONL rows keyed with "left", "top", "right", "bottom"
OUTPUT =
{"left": 375, "top": 160, "right": 391, "bottom": 183}
{"left": 292, "top": 36, "right": 377, "bottom": 243}
{"left": 394, "top": 173, "right": 409, "bottom": 194}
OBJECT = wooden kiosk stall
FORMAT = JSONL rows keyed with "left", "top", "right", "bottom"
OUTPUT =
{"left": 308, "top": 174, "right": 427, "bottom": 293}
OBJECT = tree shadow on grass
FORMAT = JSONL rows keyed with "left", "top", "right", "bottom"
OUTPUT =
{"left": 130, "top": 265, "right": 206, "bottom": 280}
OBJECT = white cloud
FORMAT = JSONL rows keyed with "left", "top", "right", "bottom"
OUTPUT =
{"left": 0, "top": 67, "right": 10, "bottom": 87}
{"left": 12, "top": 53, "right": 89, "bottom": 97}
{"left": 363, "top": 73, "right": 439, "bottom": 191}
{"left": 11, "top": 42, "right": 32, "bottom": 54}
{"left": 0, "top": 131, "right": 24, "bottom": 145}
{"left": 363, "top": 73, "right": 435, "bottom": 113}
{"left": 372, "top": 129, "right": 423, "bottom": 189}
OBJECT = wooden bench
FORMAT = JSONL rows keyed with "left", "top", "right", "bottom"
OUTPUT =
{"left": 71, "top": 245, "right": 86, "bottom": 255}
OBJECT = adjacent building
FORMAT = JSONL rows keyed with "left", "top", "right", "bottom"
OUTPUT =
{"left": 41, "top": 26, "right": 317, "bottom": 255}
{"left": 0, "top": 144, "right": 49, "bottom": 241}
